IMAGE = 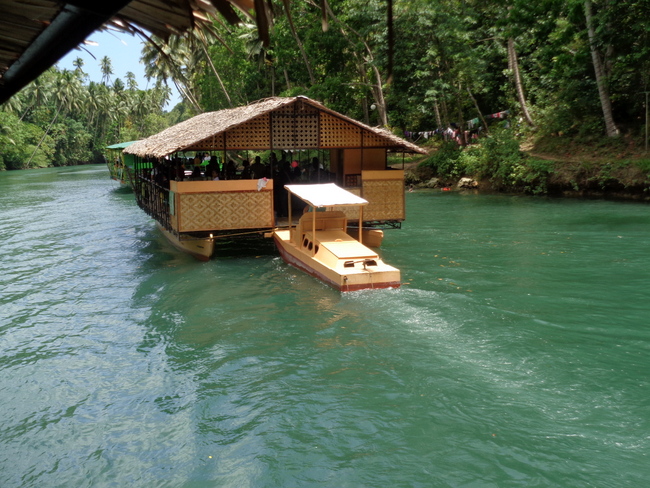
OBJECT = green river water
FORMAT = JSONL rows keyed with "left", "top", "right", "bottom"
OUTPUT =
{"left": 1, "top": 165, "right": 649, "bottom": 487}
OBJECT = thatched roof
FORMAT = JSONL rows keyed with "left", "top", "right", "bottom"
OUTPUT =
{"left": 125, "top": 96, "right": 427, "bottom": 158}
{"left": 0, "top": 0, "right": 268, "bottom": 104}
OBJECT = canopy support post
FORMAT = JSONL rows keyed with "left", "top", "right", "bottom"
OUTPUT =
{"left": 358, "top": 206, "right": 363, "bottom": 246}
{"left": 312, "top": 209, "right": 317, "bottom": 256}
{"left": 287, "top": 188, "right": 293, "bottom": 240}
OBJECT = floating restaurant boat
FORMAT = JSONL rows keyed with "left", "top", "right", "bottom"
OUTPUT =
{"left": 122, "top": 96, "right": 426, "bottom": 286}
{"left": 105, "top": 141, "right": 139, "bottom": 187}
{"left": 273, "top": 183, "right": 401, "bottom": 291}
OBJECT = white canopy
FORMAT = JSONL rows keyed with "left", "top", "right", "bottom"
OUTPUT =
{"left": 285, "top": 183, "right": 368, "bottom": 208}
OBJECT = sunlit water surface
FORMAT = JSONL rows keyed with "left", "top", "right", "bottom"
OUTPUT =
{"left": 1, "top": 166, "right": 649, "bottom": 487}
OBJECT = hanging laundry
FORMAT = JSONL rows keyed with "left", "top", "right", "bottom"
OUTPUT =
{"left": 486, "top": 110, "right": 510, "bottom": 119}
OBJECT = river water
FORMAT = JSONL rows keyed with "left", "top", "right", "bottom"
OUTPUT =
{"left": 1, "top": 165, "right": 649, "bottom": 487}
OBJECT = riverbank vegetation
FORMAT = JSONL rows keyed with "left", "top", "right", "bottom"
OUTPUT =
{"left": 2, "top": 0, "right": 649, "bottom": 197}
{"left": 408, "top": 130, "right": 650, "bottom": 199}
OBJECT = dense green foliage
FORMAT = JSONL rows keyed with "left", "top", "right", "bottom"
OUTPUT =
{"left": 2, "top": 0, "right": 649, "bottom": 177}
{"left": 0, "top": 61, "right": 176, "bottom": 170}
{"left": 178, "top": 0, "right": 650, "bottom": 137}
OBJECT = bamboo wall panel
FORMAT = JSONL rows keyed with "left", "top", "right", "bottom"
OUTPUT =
{"left": 320, "top": 113, "right": 361, "bottom": 148}
{"left": 178, "top": 191, "right": 273, "bottom": 231}
{"left": 334, "top": 188, "right": 361, "bottom": 222}
{"left": 362, "top": 179, "right": 405, "bottom": 221}
{"left": 225, "top": 114, "right": 271, "bottom": 149}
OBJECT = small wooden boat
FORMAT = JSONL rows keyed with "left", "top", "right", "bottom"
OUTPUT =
{"left": 273, "top": 183, "right": 401, "bottom": 291}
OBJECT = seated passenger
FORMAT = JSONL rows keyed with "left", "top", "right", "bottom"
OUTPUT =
{"left": 251, "top": 156, "right": 265, "bottom": 179}
{"left": 191, "top": 165, "right": 202, "bottom": 180}
{"left": 225, "top": 160, "right": 236, "bottom": 180}
{"left": 241, "top": 160, "right": 251, "bottom": 179}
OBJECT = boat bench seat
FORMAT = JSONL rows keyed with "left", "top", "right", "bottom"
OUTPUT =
{"left": 298, "top": 211, "right": 347, "bottom": 232}
{"left": 295, "top": 211, "right": 348, "bottom": 246}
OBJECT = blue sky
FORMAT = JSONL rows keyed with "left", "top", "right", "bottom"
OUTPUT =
{"left": 57, "top": 29, "right": 181, "bottom": 108}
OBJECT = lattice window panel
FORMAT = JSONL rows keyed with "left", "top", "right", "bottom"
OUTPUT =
{"left": 272, "top": 113, "right": 319, "bottom": 149}
{"left": 296, "top": 101, "right": 320, "bottom": 115}
{"left": 320, "top": 113, "right": 362, "bottom": 148}
{"left": 362, "top": 179, "right": 405, "bottom": 221}
{"left": 274, "top": 104, "right": 295, "bottom": 115}
{"left": 225, "top": 114, "right": 271, "bottom": 149}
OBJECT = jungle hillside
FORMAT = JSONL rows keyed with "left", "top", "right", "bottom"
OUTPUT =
{"left": 1, "top": 0, "right": 649, "bottom": 197}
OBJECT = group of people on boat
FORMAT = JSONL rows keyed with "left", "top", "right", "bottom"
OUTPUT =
{"left": 146, "top": 151, "right": 335, "bottom": 217}
{"left": 153, "top": 151, "right": 333, "bottom": 185}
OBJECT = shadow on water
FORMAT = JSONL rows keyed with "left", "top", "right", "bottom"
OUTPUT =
{"left": 212, "top": 234, "right": 279, "bottom": 261}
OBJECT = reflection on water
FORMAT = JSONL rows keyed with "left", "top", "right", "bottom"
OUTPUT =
{"left": 1, "top": 167, "right": 649, "bottom": 487}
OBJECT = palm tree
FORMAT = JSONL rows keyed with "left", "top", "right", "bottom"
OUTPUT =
{"left": 141, "top": 35, "right": 203, "bottom": 113}
{"left": 152, "top": 81, "right": 171, "bottom": 109}
{"left": 113, "top": 78, "right": 125, "bottom": 96}
{"left": 27, "top": 69, "right": 84, "bottom": 167}
{"left": 72, "top": 57, "right": 86, "bottom": 78}
{"left": 88, "top": 81, "right": 113, "bottom": 143}
{"left": 0, "top": 93, "right": 22, "bottom": 115}
{"left": 125, "top": 71, "right": 138, "bottom": 91}
{"left": 18, "top": 74, "right": 52, "bottom": 121}
{"left": 100, "top": 56, "right": 113, "bottom": 85}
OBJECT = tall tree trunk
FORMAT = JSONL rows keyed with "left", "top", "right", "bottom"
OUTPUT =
{"left": 371, "top": 65, "right": 388, "bottom": 127}
{"left": 456, "top": 82, "right": 464, "bottom": 130}
{"left": 440, "top": 97, "right": 450, "bottom": 128}
{"left": 19, "top": 103, "right": 34, "bottom": 122}
{"left": 27, "top": 102, "right": 63, "bottom": 167}
{"left": 281, "top": 0, "right": 316, "bottom": 85}
{"left": 386, "top": 0, "right": 394, "bottom": 85}
{"left": 175, "top": 78, "right": 202, "bottom": 114}
{"left": 466, "top": 87, "right": 489, "bottom": 135}
{"left": 507, "top": 38, "right": 535, "bottom": 127}
{"left": 362, "top": 97, "right": 370, "bottom": 125}
{"left": 433, "top": 99, "right": 442, "bottom": 128}
{"left": 322, "top": 0, "right": 389, "bottom": 126}
{"left": 199, "top": 43, "right": 232, "bottom": 107}
{"left": 283, "top": 68, "right": 292, "bottom": 90}
{"left": 584, "top": 0, "right": 619, "bottom": 137}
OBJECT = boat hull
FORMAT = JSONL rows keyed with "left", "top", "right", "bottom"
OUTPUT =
{"left": 273, "top": 230, "right": 400, "bottom": 292}
{"left": 157, "top": 223, "right": 215, "bottom": 261}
